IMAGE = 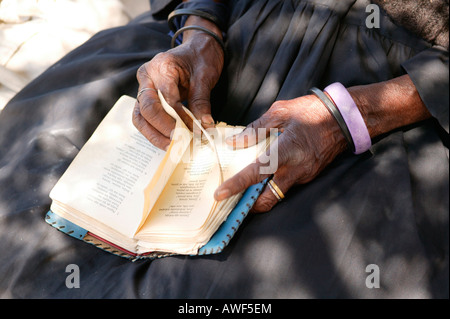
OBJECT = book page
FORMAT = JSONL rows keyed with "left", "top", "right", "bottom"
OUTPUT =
{"left": 136, "top": 125, "right": 265, "bottom": 239}
{"left": 50, "top": 96, "right": 171, "bottom": 238}
{"left": 137, "top": 90, "right": 194, "bottom": 230}
{"left": 138, "top": 136, "right": 221, "bottom": 236}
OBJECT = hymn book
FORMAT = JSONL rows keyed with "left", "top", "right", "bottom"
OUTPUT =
{"left": 46, "top": 91, "right": 274, "bottom": 259}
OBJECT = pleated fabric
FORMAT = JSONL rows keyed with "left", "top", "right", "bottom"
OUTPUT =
{"left": 0, "top": 0, "right": 447, "bottom": 298}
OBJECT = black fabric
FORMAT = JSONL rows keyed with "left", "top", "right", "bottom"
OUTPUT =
{"left": 149, "top": 0, "right": 180, "bottom": 20}
{"left": 169, "top": 0, "right": 230, "bottom": 32}
{"left": 402, "top": 46, "right": 449, "bottom": 132}
{"left": 0, "top": 0, "right": 448, "bottom": 298}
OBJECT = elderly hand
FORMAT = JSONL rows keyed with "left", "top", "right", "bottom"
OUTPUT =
{"left": 133, "top": 16, "right": 224, "bottom": 150}
{"left": 214, "top": 94, "right": 348, "bottom": 213}
{"left": 213, "top": 75, "right": 432, "bottom": 213}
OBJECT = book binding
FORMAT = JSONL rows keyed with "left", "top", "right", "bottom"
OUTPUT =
{"left": 45, "top": 179, "right": 267, "bottom": 260}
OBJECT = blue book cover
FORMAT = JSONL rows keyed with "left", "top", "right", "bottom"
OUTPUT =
{"left": 45, "top": 180, "right": 267, "bottom": 260}
{"left": 45, "top": 95, "right": 271, "bottom": 261}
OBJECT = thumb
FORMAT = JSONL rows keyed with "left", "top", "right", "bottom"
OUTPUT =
{"left": 188, "top": 85, "right": 215, "bottom": 129}
{"left": 226, "top": 112, "right": 276, "bottom": 149}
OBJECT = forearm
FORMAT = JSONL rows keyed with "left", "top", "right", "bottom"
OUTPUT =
{"left": 347, "top": 75, "right": 432, "bottom": 139}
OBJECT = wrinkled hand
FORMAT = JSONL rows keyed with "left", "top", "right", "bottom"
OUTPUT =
{"left": 214, "top": 95, "right": 348, "bottom": 213}
{"left": 133, "top": 31, "right": 224, "bottom": 150}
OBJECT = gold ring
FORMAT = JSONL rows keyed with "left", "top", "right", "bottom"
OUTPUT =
{"left": 267, "top": 179, "right": 284, "bottom": 202}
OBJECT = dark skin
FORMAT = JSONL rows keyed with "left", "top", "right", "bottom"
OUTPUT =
{"left": 134, "top": 16, "right": 432, "bottom": 213}
{"left": 133, "top": 16, "right": 223, "bottom": 149}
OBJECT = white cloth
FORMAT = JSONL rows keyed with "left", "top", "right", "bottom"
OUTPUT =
{"left": 0, "top": 0, "right": 149, "bottom": 111}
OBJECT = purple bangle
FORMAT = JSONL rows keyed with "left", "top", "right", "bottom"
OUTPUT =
{"left": 324, "top": 82, "right": 371, "bottom": 154}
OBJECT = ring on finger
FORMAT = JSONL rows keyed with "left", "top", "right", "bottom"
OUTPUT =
{"left": 267, "top": 178, "right": 285, "bottom": 202}
{"left": 137, "top": 87, "right": 157, "bottom": 103}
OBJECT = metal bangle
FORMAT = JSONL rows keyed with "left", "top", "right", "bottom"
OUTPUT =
{"left": 309, "top": 87, "right": 355, "bottom": 152}
{"left": 170, "top": 25, "right": 226, "bottom": 53}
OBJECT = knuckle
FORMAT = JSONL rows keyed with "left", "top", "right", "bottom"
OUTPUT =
{"left": 151, "top": 52, "right": 171, "bottom": 66}
{"left": 189, "top": 96, "right": 210, "bottom": 113}
{"left": 233, "top": 174, "right": 250, "bottom": 193}
{"left": 132, "top": 106, "right": 143, "bottom": 129}
{"left": 253, "top": 196, "right": 275, "bottom": 213}
{"left": 158, "top": 60, "right": 177, "bottom": 76}
{"left": 138, "top": 97, "right": 157, "bottom": 120}
{"left": 189, "top": 90, "right": 208, "bottom": 104}
{"left": 139, "top": 102, "right": 175, "bottom": 137}
{"left": 269, "top": 101, "right": 290, "bottom": 122}
{"left": 146, "top": 133, "right": 163, "bottom": 148}
{"left": 271, "top": 100, "right": 284, "bottom": 109}
{"left": 136, "top": 64, "right": 150, "bottom": 82}
{"left": 154, "top": 53, "right": 181, "bottom": 75}
{"left": 241, "top": 165, "right": 260, "bottom": 186}
{"left": 249, "top": 117, "right": 265, "bottom": 130}
{"left": 137, "top": 53, "right": 178, "bottom": 80}
{"left": 132, "top": 113, "right": 140, "bottom": 129}
{"left": 230, "top": 164, "right": 262, "bottom": 193}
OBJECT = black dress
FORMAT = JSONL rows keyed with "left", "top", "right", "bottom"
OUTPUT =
{"left": 0, "top": 0, "right": 448, "bottom": 298}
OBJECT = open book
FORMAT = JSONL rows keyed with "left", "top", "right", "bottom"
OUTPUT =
{"left": 46, "top": 91, "right": 275, "bottom": 259}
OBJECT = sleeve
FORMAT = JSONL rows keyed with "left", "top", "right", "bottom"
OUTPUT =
{"left": 149, "top": 0, "right": 229, "bottom": 30}
{"left": 149, "top": 0, "right": 181, "bottom": 20}
{"left": 402, "top": 45, "right": 449, "bottom": 133}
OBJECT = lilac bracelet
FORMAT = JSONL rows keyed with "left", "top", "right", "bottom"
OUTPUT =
{"left": 324, "top": 82, "right": 372, "bottom": 154}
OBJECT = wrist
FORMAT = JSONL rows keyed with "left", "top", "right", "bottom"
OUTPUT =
{"left": 177, "top": 16, "right": 225, "bottom": 60}
{"left": 323, "top": 83, "right": 372, "bottom": 154}
{"left": 307, "top": 95, "right": 349, "bottom": 160}
{"left": 183, "top": 15, "right": 223, "bottom": 42}
{"left": 347, "top": 75, "right": 431, "bottom": 138}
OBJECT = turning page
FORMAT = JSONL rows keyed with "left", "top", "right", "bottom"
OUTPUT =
{"left": 49, "top": 96, "right": 168, "bottom": 238}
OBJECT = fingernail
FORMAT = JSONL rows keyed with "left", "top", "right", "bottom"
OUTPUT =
{"left": 201, "top": 114, "right": 214, "bottom": 125}
{"left": 215, "top": 188, "right": 231, "bottom": 200}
